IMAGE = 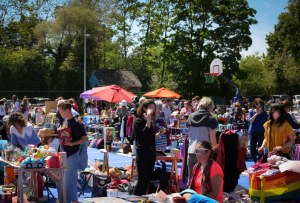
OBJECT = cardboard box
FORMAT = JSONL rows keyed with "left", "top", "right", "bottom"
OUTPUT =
{"left": 45, "top": 156, "right": 60, "bottom": 168}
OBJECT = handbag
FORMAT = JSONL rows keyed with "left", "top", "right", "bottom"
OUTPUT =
{"left": 117, "top": 180, "right": 137, "bottom": 194}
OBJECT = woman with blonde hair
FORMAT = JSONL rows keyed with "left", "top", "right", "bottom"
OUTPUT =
{"left": 187, "top": 97, "right": 218, "bottom": 178}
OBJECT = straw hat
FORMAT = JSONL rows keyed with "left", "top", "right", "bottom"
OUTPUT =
{"left": 38, "top": 128, "right": 57, "bottom": 138}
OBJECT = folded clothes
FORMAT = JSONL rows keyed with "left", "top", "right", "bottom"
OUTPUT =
{"left": 261, "top": 169, "right": 280, "bottom": 176}
{"left": 248, "top": 163, "right": 270, "bottom": 173}
{"left": 267, "top": 155, "right": 288, "bottom": 166}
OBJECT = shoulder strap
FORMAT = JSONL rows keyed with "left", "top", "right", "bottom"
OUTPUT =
{"left": 268, "top": 124, "right": 272, "bottom": 151}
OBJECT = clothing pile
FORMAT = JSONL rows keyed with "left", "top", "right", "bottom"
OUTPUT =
{"left": 223, "top": 184, "right": 250, "bottom": 203}
{"left": 248, "top": 155, "right": 289, "bottom": 175}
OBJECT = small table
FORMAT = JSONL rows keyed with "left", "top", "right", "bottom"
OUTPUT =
{"left": 130, "top": 155, "right": 181, "bottom": 192}
{"left": 16, "top": 167, "right": 67, "bottom": 203}
{"left": 156, "top": 155, "right": 181, "bottom": 192}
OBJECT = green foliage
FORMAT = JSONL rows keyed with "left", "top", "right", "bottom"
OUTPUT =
{"left": 234, "top": 55, "right": 276, "bottom": 96}
{"left": 0, "top": 0, "right": 274, "bottom": 100}
{"left": 167, "top": 0, "right": 256, "bottom": 97}
{"left": 265, "top": 0, "right": 300, "bottom": 95}
{"left": 0, "top": 49, "right": 48, "bottom": 91}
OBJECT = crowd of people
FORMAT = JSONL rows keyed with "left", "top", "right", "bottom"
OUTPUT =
{"left": 129, "top": 96, "right": 299, "bottom": 202}
{"left": 0, "top": 93, "right": 299, "bottom": 203}
{"left": 0, "top": 95, "right": 87, "bottom": 203}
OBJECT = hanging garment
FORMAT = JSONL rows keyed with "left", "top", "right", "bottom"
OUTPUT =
{"left": 179, "top": 136, "right": 189, "bottom": 189}
{"left": 120, "top": 116, "right": 127, "bottom": 141}
{"left": 126, "top": 115, "right": 134, "bottom": 137}
{"left": 217, "top": 130, "right": 246, "bottom": 192}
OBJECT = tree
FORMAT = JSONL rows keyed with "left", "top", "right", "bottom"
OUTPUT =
{"left": 34, "top": 3, "right": 104, "bottom": 90}
{"left": 234, "top": 55, "right": 276, "bottom": 96}
{"left": 265, "top": 0, "right": 300, "bottom": 94}
{"left": 167, "top": 0, "right": 256, "bottom": 98}
{"left": 114, "top": 0, "right": 142, "bottom": 68}
{"left": 0, "top": 49, "right": 49, "bottom": 91}
{"left": 266, "top": 0, "right": 300, "bottom": 64}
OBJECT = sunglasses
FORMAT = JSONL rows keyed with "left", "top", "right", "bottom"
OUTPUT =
{"left": 194, "top": 148, "right": 209, "bottom": 154}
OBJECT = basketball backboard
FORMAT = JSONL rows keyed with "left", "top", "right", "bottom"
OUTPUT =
{"left": 210, "top": 58, "right": 223, "bottom": 76}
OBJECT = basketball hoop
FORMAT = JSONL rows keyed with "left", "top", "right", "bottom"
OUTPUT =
{"left": 205, "top": 58, "right": 223, "bottom": 84}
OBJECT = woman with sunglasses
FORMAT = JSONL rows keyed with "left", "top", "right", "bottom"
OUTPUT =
{"left": 258, "top": 104, "right": 295, "bottom": 159}
{"left": 189, "top": 141, "right": 223, "bottom": 203}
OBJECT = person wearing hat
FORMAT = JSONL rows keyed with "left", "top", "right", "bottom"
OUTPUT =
{"left": 0, "top": 116, "right": 10, "bottom": 141}
{"left": 115, "top": 100, "right": 129, "bottom": 118}
{"left": 39, "top": 132, "right": 59, "bottom": 152}
{"left": 173, "top": 189, "right": 218, "bottom": 203}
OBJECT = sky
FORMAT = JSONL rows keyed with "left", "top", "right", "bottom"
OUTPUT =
{"left": 242, "top": 0, "right": 289, "bottom": 56}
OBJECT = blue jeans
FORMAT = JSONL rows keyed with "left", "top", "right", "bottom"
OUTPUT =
{"left": 250, "top": 131, "right": 264, "bottom": 163}
{"left": 66, "top": 152, "right": 80, "bottom": 202}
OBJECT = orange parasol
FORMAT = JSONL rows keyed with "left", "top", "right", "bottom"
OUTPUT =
{"left": 143, "top": 87, "right": 181, "bottom": 98}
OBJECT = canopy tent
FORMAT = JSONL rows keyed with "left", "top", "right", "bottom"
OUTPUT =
{"left": 80, "top": 85, "right": 136, "bottom": 103}
{"left": 143, "top": 87, "right": 181, "bottom": 99}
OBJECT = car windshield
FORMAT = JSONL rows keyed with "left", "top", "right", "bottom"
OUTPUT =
{"left": 296, "top": 96, "right": 300, "bottom": 100}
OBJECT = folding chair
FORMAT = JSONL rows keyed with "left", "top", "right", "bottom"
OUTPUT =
{"left": 78, "top": 171, "right": 93, "bottom": 196}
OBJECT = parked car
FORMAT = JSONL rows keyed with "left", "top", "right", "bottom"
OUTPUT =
{"left": 28, "top": 97, "right": 51, "bottom": 107}
{"left": 252, "top": 95, "right": 271, "bottom": 102}
{"left": 293, "top": 95, "right": 300, "bottom": 108}
{"left": 270, "top": 95, "right": 291, "bottom": 104}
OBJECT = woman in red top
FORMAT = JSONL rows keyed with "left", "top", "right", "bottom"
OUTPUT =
{"left": 189, "top": 141, "right": 224, "bottom": 203}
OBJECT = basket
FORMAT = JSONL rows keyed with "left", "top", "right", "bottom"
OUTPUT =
{"left": 249, "top": 170, "right": 300, "bottom": 203}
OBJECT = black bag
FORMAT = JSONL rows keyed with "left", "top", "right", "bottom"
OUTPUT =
{"left": 92, "top": 175, "right": 111, "bottom": 197}
{"left": 117, "top": 180, "right": 137, "bottom": 195}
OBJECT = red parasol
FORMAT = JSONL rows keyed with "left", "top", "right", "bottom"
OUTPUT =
{"left": 88, "top": 85, "right": 136, "bottom": 103}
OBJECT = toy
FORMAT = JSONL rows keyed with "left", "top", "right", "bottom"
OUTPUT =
{"left": 21, "top": 157, "right": 45, "bottom": 168}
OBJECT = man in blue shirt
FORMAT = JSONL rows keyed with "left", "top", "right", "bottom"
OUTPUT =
{"left": 248, "top": 98, "right": 268, "bottom": 163}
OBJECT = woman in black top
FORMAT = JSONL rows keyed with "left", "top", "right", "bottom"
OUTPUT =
{"left": 133, "top": 99, "right": 156, "bottom": 196}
